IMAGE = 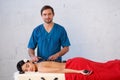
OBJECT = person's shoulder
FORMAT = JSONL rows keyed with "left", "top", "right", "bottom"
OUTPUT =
{"left": 31, "top": 24, "right": 43, "bottom": 34}
{"left": 33, "top": 24, "right": 43, "bottom": 31}
{"left": 54, "top": 23, "right": 65, "bottom": 30}
{"left": 34, "top": 24, "right": 43, "bottom": 29}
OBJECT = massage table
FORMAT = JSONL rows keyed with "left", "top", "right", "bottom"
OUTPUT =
{"left": 14, "top": 57, "right": 120, "bottom": 80}
{"left": 14, "top": 72, "right": 65, "bottom": 80}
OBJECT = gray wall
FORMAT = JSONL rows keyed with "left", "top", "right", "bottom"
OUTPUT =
{"left": 0, "top": 0, "right": 120, "bottom": 80}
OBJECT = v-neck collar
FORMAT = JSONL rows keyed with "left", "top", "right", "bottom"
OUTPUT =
{"left": 42, "top": 23, "right": 55, "bottom": 34}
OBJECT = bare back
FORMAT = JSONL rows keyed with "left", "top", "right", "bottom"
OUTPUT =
{"left": 37, "top": 61, "right": 66, "bottom": 73}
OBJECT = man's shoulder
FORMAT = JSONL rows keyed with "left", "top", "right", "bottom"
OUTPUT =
{"left": 31, "top": 24, "right": 43, "bottom": 34}
{"left": 34, "top": 24, "right": 43, "bottom": 30}
{"left": 35, "top": 24, "right": 43, "bottom": 29}
{"left": 54, "top": 23, "right": 65, "bottom": 30}
{"left": 54, "top": 23, "right": 63, "bottom": 27}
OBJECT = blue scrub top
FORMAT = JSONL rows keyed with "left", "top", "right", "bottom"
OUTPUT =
{"left": 28, "top": 23, "right": 70, "bottom": 61}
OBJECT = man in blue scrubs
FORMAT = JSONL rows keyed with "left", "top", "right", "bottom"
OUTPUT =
{"left": 28, "top": 5, "right": 70, "bottom": 62}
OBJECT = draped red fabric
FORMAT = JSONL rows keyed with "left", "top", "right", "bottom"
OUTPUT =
{"left": 65, "top": 57, "right": 120, "bottom": 80}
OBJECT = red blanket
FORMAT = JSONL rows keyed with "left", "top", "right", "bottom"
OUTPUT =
{"left": 65, "top": 57, "right": 120, "bottom": 80}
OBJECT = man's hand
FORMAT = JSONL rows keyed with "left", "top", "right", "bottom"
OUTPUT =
{"left": 30, "top": 56, "right": 39, "bottom": 62}
{"left": 48, "top": 53, "right": 59, "bottom": 61}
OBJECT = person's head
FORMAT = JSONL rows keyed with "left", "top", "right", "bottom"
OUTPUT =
{"left": 16, "top": 59, "right": 37, "bottom": 74}
{"left": 40, "top": 5, "right": 55, "bottom": 24}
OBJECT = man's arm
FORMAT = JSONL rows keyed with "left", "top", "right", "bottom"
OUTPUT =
{"left": 28, "top": 48, "right": 35, "bottom": 57}
{"left": 48, "top": 46, "right": 69, "bottom": 60}
{"left": 57, "top": 46, "right": 69, "bottom": 57}
{"left": 28, "top": 48, "right": 39, "bottom": 62}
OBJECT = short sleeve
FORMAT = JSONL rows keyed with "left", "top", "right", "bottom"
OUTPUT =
{"left": 60, "top": 28, "right": 71, "bottom": 47}
{"left": 28, "top": 29, "right": 38, "bottom": 49}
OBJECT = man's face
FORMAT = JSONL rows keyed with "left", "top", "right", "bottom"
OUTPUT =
{"left": 41, "top": 9, "right": 54, "bottom": 24}
{"left": 22, "top": 62, "right": 36, "bottom": 72}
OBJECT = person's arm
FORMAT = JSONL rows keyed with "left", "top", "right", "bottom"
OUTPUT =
{"left": 48, "top": 46, "right": 69, "bottom": 60}
{"left": 38, "top": 67, "right": 92, "bottom": 75}
{"left": 62, "top": 69, "right": 92, "bottom": 75}
{"left": 28, "top": 48, "right": 35, "bottom": 57}
{"left": 28, "top": 48, "right": 39, "bottom": 62}
{"left": 57, "top": 46, "right": 69, "bottom": 57}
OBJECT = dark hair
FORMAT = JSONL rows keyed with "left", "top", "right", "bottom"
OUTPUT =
{"left": 41, "top": 5, "right": 54, "bottom": 15}
{"left": 16, "top": 60, "right": 29, "bottom": 74}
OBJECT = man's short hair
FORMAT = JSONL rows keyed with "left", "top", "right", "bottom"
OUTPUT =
{"left": 40, "top": 5, "right": 54, "bottom": 15}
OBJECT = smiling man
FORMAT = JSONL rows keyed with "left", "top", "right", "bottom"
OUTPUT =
{"left": 28, "top": 5, "right": 71, "bottom": 62}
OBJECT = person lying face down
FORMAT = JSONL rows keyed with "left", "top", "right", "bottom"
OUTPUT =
{"left": 16, "top": 58, "right": 92, "bottom": 75}
{"left": 17, "top": 57, "right": 120, "bottom": 80}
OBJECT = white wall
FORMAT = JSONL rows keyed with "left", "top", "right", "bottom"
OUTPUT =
{"left": 0, "top": 0, "right": 120, "bottom": 80}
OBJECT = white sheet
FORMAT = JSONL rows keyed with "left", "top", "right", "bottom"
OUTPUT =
{"left": 14, "top": 72, "right": 65, "bottom": 80}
